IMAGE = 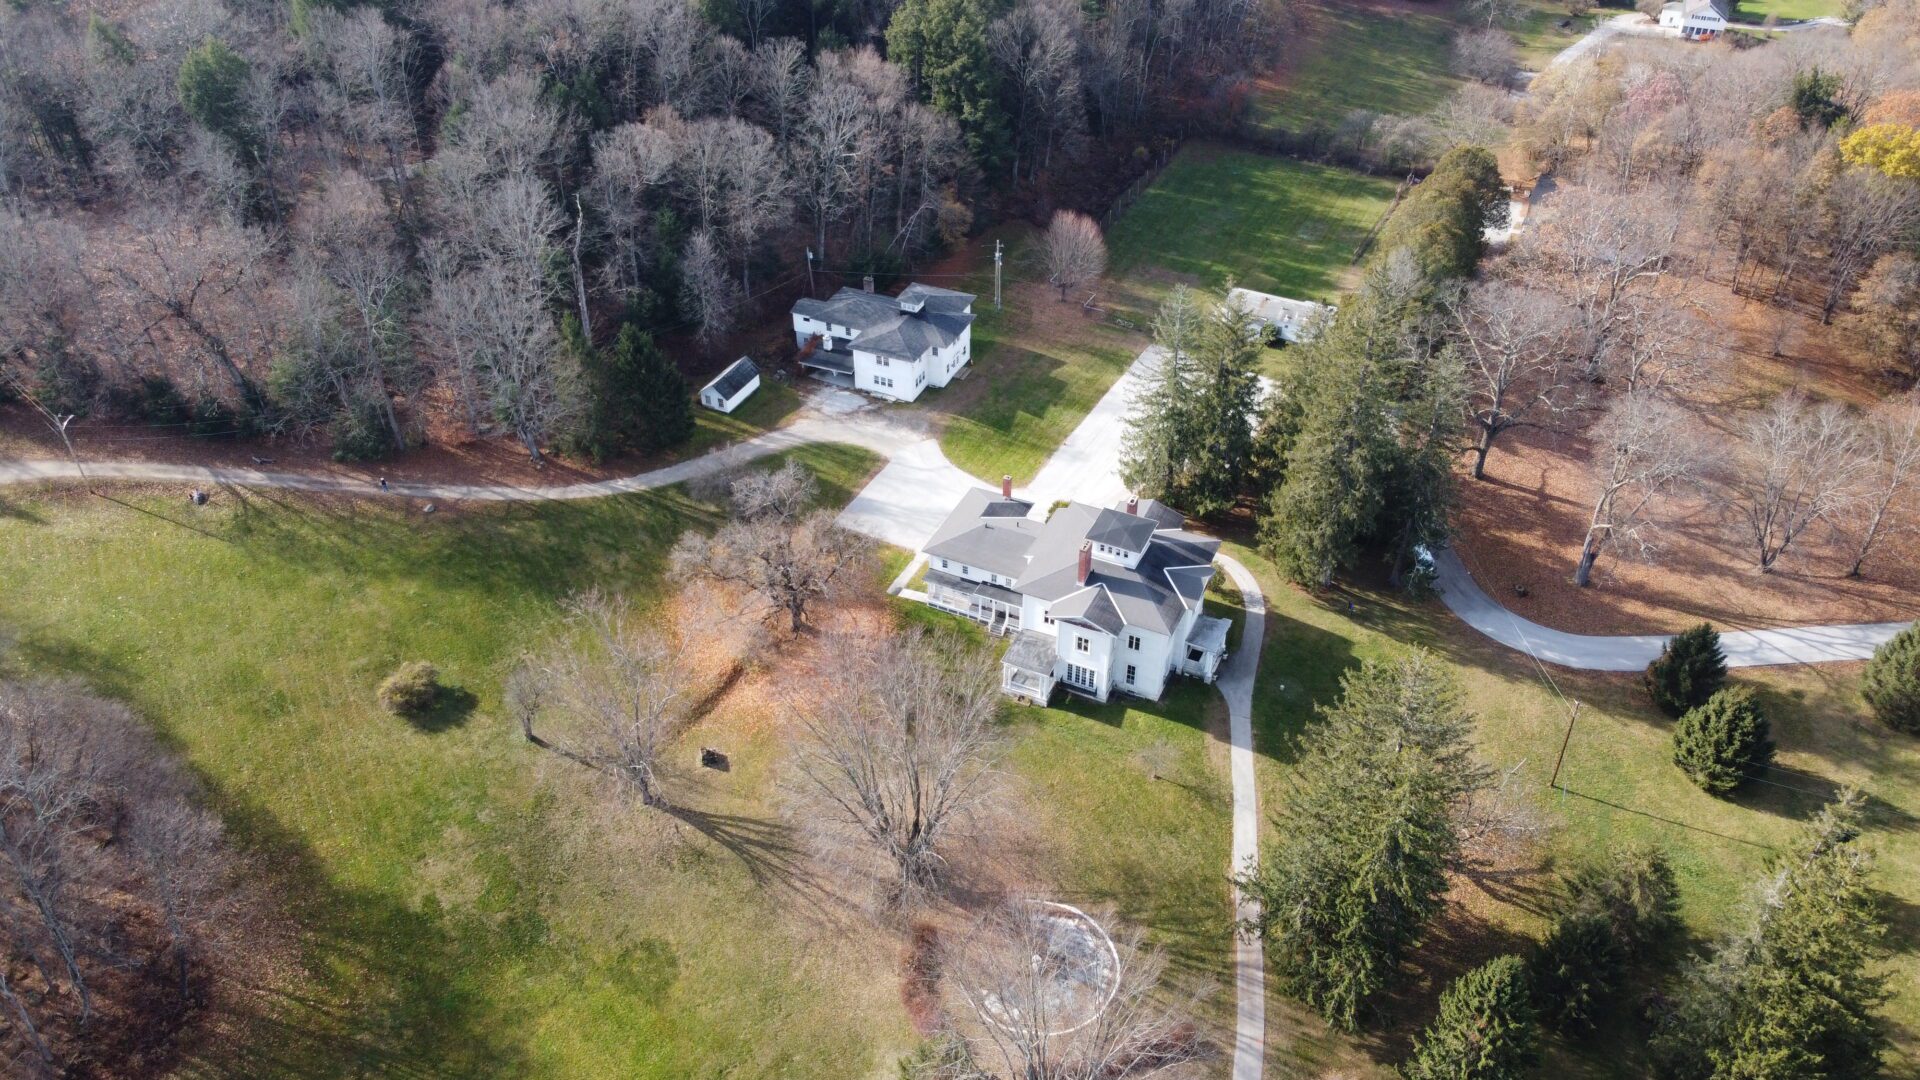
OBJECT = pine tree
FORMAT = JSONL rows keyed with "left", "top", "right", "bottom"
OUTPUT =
{"left": 1119, "top": 287, "right": 1201, "bottom": 500}
{"left": 1403, "top": 955, "right": 1538, "bottom": 1080}
{"left": 1644, "top": 623, "right": 1728, "bottom": 717}
{"left": 565, "top": 320, "right": 693, "bottom": 461}
{"left": 1649, "top": 791, "right": 1889, "bottom": 1080}
{"left": 1533, "top": 846, "right": 1678, "bottom": 1032}
{"left": 177, "top": 37, "right": 258, "bottom": 162}
{"left": 1239, "top": 649, "right": 1478, "bottom": 1029}
{"left": 1672, "top": 687, "right": 1774, "bottom": 797}
{"left": 1178, "top": 294, "right": 1263, "bottom": 518}
{"left": 1862, "top": 624, "right": 1920, "bottom": 734}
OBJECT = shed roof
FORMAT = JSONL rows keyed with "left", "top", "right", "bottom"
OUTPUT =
{"left": 701, "top": 357, "right": 760, "bottom": 400}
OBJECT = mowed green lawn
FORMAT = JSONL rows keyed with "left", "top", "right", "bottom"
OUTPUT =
{"left": 1211, "top": 541, "right": 1920, "bottom": 1078}
{"left": 1254, "top": 0, "right": 1464, "bottom": 133}
{"left": 1729, "top": 0, "right": 1844, "bottom": 20}
{"left": 1105, "top": 146, "right": 1401, "bottom": 307}
{"left": 935, "top": 294, "right": 1141, "bottom": 485}
{"left": 0, "top": 447, "right": 925, "bottom": 1080}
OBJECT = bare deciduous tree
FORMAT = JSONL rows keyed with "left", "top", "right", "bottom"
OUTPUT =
{"left": 681, "top": 228, "right": 738, "bottom": 345}
{"left": 1517, "top": 183, "right": 1681, "bottom": 380}
{"left": 1044, "top": 209, "right": 1106, "bottom": 302}
{"left": 1843, "top": 392, "right": 1920, "bottom": 577}
{"left": 1725, "top": 392, "right": 1863, "bottom": 573}
{"left": 671, "top": 460, "right": 865, "bottom": 633}
{"left": 533, "top": 590, "right": 692, "bottom": 809}
{"left": 785, "top": 628, "right": 1000, "bottom": 906}
{"left": 1451, "top": 28, "right": 1518, "bottom": 87}
{"left": 1447, "top": 279, "right": 1581, "bottom": 480}
{"left": 934, "top": 902, "right": 1212, "bottom": 1079}
{"left": 1574, "top": 391, "right": 1698, "bottom": 586}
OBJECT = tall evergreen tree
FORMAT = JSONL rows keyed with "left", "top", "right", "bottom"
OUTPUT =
{"left": 1120, "top": 286, "right": 1201, "bottom": 500}
{"left": 565, "top": 318, "right": 693, "bottom": 461}
{"left": 1403, "top": 955, "right": 1539, "bottom": 1080}
{"left": 1649, "top": 790, "right": 1890, "bottom": 1080}
{"left": 1239, "top": 649, "right": 1480, "bottom": 1029}
{"left": 1672, "top": 687, "right": 1775, "bottom": 797}
{"left": 177, "top": 37, "right": 259, "bottom": 162}
{"left": 886, "top": 0, "right": 1010, "bottom": 170}
{"left": 1178, "top": 294, "right": 1264, "bottom": 517}
{"left": 1645, "top": 623, "right": 1729, "bottom": 718}
{"left": 1533, "top": 845, "right": 1679, "bottom": 1032}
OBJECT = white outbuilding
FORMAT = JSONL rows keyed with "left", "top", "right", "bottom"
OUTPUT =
{"left": 698, "top": 357, "right": 761, "bottom": 413}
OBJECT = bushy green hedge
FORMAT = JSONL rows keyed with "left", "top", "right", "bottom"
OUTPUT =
{"left": 1645, "top": 623, "right": 1727, "bottom": 718}
{"left": 1863, "top": 625, "right": 1920, "bottom": 734}
{"left": 1672, "top": 686, "right": 1773, "bottom": 796}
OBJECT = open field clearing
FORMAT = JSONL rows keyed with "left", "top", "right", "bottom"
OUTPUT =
{"left": 1104, "top": 146, "right": 1401, "bottom": 311}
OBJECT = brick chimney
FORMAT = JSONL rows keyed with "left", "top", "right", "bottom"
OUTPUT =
{"left": 862, "top": 274, "right": 875, "bottom": 293}
{"left": 1077, "top": 541, "right": 1092, "bottom": 585}
{"left": 1126, "top": 494, "right": 1139, "bottom": 516}
{"left": 1002, "top": 474, "right": 1013, "bottom": 499}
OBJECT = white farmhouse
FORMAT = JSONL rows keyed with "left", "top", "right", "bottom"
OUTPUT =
{"left": 791, "top": 283, "right": 975, "bottom": 403}
{"left": 697, "top": 357, "right": 760, "bottom": 413}
{"left": 1658, "top": 0, "right": 1729, "bottom": 39}
{"left": 1226, "top": 287, "right": 1336, "bottom": 344}
{"left": 917, "top": 481, "right": 1231, "bottom": 704}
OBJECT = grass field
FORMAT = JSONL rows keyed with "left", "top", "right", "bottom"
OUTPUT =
{"left": 1253, "top": 0, "right": 1464, "bottom": 133}
{"left": 1105, "top": 146, "right": 1401, "bottom": 307}
{"left": 0, "top": 447, "right": 919, "bottom": 1080}
{"left": 1210, "top": 540, "right": 1920, "bottom": 1077}
{"left": 1728, "top": 0, "right": 1845, "bottom": 19}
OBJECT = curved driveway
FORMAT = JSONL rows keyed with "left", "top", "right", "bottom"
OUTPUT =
{"left": 1434, "top": 548, "right": 1910, "bottom": 672}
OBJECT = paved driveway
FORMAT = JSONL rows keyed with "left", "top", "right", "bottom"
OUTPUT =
{"left": 1021, "top": 346, "right": 1160, "bottom": 510}
{"left": 836, "top": 438, "right": 989, "bottom": 550}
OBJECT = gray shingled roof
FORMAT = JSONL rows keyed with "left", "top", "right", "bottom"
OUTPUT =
{"left": 1011, "top": 503, "right": 1220, "bottom": 635}
{"left": 1117, "top": 497, "right": 1185, "bottom": 531}
{"left": 1051, "top": 587, "right": 1126, "bottom": 635}
{"left": 792, "top": 284, "right": 976, "bottom": 360}
{"left": 923, "top": 488, "right": 1041, "bottom": 578}
{"left": 1086, "top": 508, "right": 1157, "bottom": 552}
{"left": 702, "top": 357, "right": 759, "bottom": 400}
{"left": 1004, "top": 630, "right": 1057, "bottom": 674}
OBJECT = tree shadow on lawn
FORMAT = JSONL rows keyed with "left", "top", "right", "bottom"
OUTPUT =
{"left": 172, "top": 782, "right": 543, "bottom": 1080}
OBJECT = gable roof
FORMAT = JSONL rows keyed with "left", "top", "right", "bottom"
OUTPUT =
{"left": 1011, "top": 503, "right": 1220, "bottom": 635}
{"left": 701, "top": 357, "right": 759, "bottom": 400}
{"left": 1051, "top": 586, "right": 1126, "bottom": 635}
{"left": 1120, "top": 497, "right": 1186, "bottom": 532}
{"left": 924, "top": 488, "right": 1042, "bottom": 578}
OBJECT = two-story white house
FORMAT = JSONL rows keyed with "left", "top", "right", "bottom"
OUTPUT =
{"left": 791, "top": 283, "right": 976, "bottom": 403}
{"left": 917, "top": 482, "right": 1231, "bottom": 704}
{"left": 1658, "top": 0, "right": 1729, "bottom": 39}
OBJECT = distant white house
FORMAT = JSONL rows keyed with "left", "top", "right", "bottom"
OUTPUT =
{"left": 1659, "top": 0, "right": 1729, "bottom": 39}
{"left": 917, "top": 482, "right": 1231, "bottom": 705}
{"left": 1226, "top": 287, "right": 1336, "bottom": 344}
{"left": 791, "top": 282, "right": 975, "bottom": 403}
{"left": 699, "top": 357, "right": 760, "bottom": 413}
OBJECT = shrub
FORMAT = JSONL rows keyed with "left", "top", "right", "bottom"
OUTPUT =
{"left": 32, "top": 351, "right": 101, "bottom": 417}
{"left": 1863, "top": 625, "right": 1920, "bottom": 734}
{"left": 1644, "top": 623, "right": 1727, "bottom": 717}
{"left": 1403, "top": 954, "right": 1538, "bottom": 1080}
{"left": 331, "top": 392, "right": 395, "bottom": 462}
{"left": 377, "top": 662, "right": 441, "bottom": 716}
{"left": 1672, "top": 686, "right": 1773, "bottom": 796}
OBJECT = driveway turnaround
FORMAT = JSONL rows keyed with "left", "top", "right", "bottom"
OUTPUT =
{"left": 1434, "top": 548, "right": 1912, "bottom": 672}
{"left": 836, "top": 438, "right": 989, "bottom": 549}
{"left": 1214, "top": 554, "right": 1269, "bottom": 1080}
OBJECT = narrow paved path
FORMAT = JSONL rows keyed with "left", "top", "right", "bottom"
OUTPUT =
{"left": 1435, "top": 548, "right": 1911, "bottom": 672}
{"left": 1213, "top": 554, "right": 1269, "bottom": 1080}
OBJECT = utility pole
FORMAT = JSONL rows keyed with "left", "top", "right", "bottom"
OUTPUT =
{"left": 1547, "top": 700, "right": 1582, "bottom": 795}
{"left": 805, "top": 247, "right": 815, "bottom": 298}
{"left": 993, "top": 239, "right": 1003, "bottom": 310}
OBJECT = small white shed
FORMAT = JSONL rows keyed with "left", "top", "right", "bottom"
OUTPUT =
{"left": 699, "top": 357, "right": 761, "bottom": 414}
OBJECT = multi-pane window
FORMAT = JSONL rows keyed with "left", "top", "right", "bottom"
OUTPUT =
{"left": 1127, "top": 635, "right": 1141, "bottom": 650}
{"left": 1075, "top": 636, "right": 1089, "bottom": 653}
{"left": 1125, "top": 665, "right": 1136, "bottom": 685}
